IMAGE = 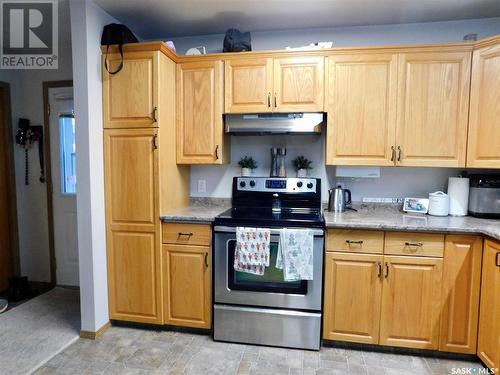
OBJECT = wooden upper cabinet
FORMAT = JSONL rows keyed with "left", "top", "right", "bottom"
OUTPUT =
{"left": 274, "top": 56, "right": 325, "bottom": 112}
{"left": 326, "top": 53, "right": 398, "bottom": 166}
{"left": 477, "top": 239, "right": 500, "bottom": 370}
{"left": 440, "top": 235, "right": 482, "bottom": 354}
{"left": 323, "top": 252, "right": 383, "bottom": 344}
{"left": 379, "top": 256, "right": 443, "bottom": 349}
{"left": 396, "top": 51, "right": 471, "bottom": 167}
{"left": 103, "top": 51, "right": 158, "bottom": 129}
{"left": 467, "top": 43, "right": 500, "bottom": 168}
{"left": 225, "top": 58, "right": 273, "bottom": 113}
{"left": 176, "top": 61, "right": 227, "bottom": 164}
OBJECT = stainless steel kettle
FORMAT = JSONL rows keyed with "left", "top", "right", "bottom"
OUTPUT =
{"left": 328, "top": 185, "right": 352, "bottom": 212}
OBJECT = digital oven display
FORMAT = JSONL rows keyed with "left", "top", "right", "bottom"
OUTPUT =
{"left": 266, "top": 179, "right": 286, "bottom": 189}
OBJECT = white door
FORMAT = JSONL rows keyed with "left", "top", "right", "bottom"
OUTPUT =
{"left": 49, "top": 87, "right": 79, "bottom": 286}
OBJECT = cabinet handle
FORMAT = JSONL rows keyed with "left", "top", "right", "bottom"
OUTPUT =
{"left": 274, "top": 92, "right": 278, "bottom": 108}
{"left": 390, "top": 146, "right": 396, "bottom": 162}
{"left": 405, "top": 242, "right": 423, "bottom": 248}
{"left": 377, "top": 262, "right": 382, "bottom": 279}
{"left": 384, "top": 262, "right": 389, "bottom": 278}
{"left": 346, "top": 240, "right": 363, "bottom": 245}
{"left": 204, "top": 253, "right": 209, "bottom": 268}
{"left": 152, "top": 134, "right": 158, "bottom": 150}
{"left": 215, "top": 145, "right": 219, "bottom": 160}
{"left": 151, "top": 106, "right": 158, "bottom": 123}
{"left": 267, "top": 92, "right": 271, "bottom": 108}
{"left": 397, "top": 146, "right": 402, "bottom": 162}
{"left": 496, "top": 252, "right": 500, "bottom": 267}
{"left": 178, "top": 232, "right": 193, "bottom": 237}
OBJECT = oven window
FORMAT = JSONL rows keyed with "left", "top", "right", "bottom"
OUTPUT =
{"left": 228, "top": 239, "right": 307, "bottom": 294}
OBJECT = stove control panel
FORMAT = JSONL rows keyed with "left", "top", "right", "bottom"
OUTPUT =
{"left": 236, "top": 177, "right": 317, "bottom": 193}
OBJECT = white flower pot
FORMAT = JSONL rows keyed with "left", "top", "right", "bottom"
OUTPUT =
{"left": 297, "top": 169, "right": 307, "bottom": 177}
{"left": 241, "top": 167, "right": 251, "bottom": 176}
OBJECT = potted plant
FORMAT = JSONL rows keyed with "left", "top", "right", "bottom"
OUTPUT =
{"left": 238, "top": 156, "right": 257, "bottom": 176}
{"left": 292, "top": 155, "right": 312, "bottom": 177}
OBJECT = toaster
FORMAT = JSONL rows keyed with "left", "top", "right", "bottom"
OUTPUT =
{"left": 468, "top": 174, "right": 500, "bottom": 218}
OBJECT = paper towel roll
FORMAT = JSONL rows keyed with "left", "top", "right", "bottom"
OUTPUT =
{"left": 448, "top": 177, "right": 469, "bottom": 216}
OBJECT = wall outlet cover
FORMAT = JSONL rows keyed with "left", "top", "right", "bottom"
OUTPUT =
{"left": 197, "top": 179, "right": 206, "bottom": 193}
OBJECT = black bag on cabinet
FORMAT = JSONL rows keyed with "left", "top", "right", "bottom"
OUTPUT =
{"left": 223, "top": 29, "right": 252, "bottom": 52}
{"left": 101, "top": 23, "right": 139, "bottom": 75}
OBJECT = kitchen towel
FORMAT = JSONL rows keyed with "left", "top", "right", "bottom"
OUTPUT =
{"left": 448, "top": 177, "right": 470, "bottom": 216}
{"left": 234, "top": 227, "right": 270, "bottom": 275}
{"left": 276, "top": 228, "right": 314, "bottom": 281}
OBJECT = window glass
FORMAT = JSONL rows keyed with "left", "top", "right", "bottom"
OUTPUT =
{"left": 59, "top": 115, "right": 76, "bottom": 194}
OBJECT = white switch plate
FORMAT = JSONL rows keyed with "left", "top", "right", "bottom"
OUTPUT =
{"left": 197, "top": 180, "right": 206, "bottom": 193}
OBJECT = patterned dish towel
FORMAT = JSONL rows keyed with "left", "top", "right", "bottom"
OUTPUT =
{"left": 276, "top": 228, "right": 314, "bottom": 281}
{"left": 234, "top": 227, "right": 271, "bottom": 275}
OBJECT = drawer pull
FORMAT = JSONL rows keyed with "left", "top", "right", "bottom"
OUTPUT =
{"left": 405, "top": 242, "right": 423, "bottom": 248}
{"left": 496, "top": 252, "right": 500, "bottom": 267}
{"left": 178, "top": 232, "right": 193, "bottom": 237}
{"left": 346, "top": 240, "right": 363, "bottom": 245}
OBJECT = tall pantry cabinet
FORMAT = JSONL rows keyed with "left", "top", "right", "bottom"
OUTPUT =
{"left": 102, "top": 50, "right": 189, "bottom": 324}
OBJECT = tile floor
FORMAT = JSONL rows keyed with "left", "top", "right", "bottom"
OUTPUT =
{"left": 33, "top": 326, "right": 487, "bottom": 375}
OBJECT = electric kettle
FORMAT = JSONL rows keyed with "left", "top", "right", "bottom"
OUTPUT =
{"left": 328, "top": 185, "right": 352, "bottom": 213}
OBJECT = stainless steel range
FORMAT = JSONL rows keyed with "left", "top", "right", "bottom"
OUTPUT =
{"left": 213, "top": 177, "right": 325, "bottom": 350}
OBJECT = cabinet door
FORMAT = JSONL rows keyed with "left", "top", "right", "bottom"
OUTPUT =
{"left": 323, "top": 252, "right": 383, "bottom": 344}
{"left": 477, "top": 240, "right": 500, "bottom": 371}
{"left": 396, "top": 51, "right": 471, "bottom": 167}
{"left": 440, "top": 235, "right": 482, "bottom": 354}
{"left": 177, "top": 61, "right": 226, "bottom": 164}
{"left": 225, "top": 58, "right": 273, "bottom": 113}
{"left": 163, "top": 244, "right": 211, "bottom": 329}
{"left": 104, "top": 128, "right": 162, "bottom": 324}
{"left": 103, "top": 51, "right": 158, "bottom": 129}
{"left": 326, "top": 54, "right": 398, "bottom": 166}
{"left": 467, "top": 43, "right": 500, "bottom": 168}
{"left": 273, "top": 56, "right": 324, "bottom": 112}
{"left": 380, "top": 256, "right": 443, "bottom": 349}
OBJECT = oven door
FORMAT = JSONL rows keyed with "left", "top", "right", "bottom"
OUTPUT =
{"left": 214, "top": 226, "right": 324, "bottom": 311}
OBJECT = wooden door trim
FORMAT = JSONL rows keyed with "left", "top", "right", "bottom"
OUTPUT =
{"left": 0, "top": 81, "right": 19, "bottom": 281}
{"left": 42, "top": 80, "right": 73, "bottom": 286}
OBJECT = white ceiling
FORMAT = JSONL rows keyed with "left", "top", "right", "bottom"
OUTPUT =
{"left": 94, "top": 0, "right": 500, "bottom": 39}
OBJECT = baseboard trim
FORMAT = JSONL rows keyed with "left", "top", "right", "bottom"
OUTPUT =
{"left": 80, "top": 321, "right": 111, "bottom": 340}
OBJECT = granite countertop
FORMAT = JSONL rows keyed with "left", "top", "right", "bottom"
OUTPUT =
{"left": 160, "top": 198, "right": 230, "bottom": 224}
{"left": 325, "top": 203, "right": 500, "bottom": 241}
{"left": 161, "top": 200, "right": 500, "bottom": 241}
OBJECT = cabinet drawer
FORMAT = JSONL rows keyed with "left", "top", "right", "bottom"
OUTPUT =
{"left": 384, "top": 232, "right": 444, "bottom": 257}
{"left": 327, "top": 229, "right": 384, "bottom": 254}
{"left": 162, "top": 223, "right": 211, "bottom": 246}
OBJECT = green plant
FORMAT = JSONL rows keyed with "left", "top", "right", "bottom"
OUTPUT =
{"left": 238, "top": 156, "right": 258, "bottom": 169}
{"left": 292, "top": 155, "right": 313, "bottom": 171}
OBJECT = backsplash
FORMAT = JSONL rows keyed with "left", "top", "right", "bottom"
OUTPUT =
{"left": 189, "top": 134, "right": 477, "bottom": 202}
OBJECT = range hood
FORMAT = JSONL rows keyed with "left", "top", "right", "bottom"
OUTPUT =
{"left": 225, "top": 113, "right": 324, "bottom": 135}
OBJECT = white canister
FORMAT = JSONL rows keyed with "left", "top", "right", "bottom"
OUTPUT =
{"left": 428, "top": 191, "right": 450, "bottom": 216}
{"left": 448, "top": 177, "right": 470, "bottom": 216}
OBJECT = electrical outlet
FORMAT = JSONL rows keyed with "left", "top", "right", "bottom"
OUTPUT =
{"left": 197, "top": 180, "right": 206, "bottom": 193}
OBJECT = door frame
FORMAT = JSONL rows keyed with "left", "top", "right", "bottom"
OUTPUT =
{"left": 0, "top": 81, "right": 19, "bottom": 278}
{"left": 42, "top": 80, "right": 73, "bottom": 286}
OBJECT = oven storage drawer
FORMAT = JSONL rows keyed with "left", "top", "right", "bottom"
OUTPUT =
{"left": 214, "top": 304, "right": 321, "bottom": 350}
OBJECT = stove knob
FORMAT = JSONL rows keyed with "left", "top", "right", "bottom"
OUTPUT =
{"left": 297, "top": 181, "right": 303, "bottom": 188}
{"left": 240, "top": 181, "right": 246, "bottom": 188}
{"left": 250, "top": 180, "right": 256, "bottom": 187}
{"left": 307, "top": 182, "right": 313, "bottom": 189}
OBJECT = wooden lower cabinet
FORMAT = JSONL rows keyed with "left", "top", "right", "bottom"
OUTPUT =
{"left": 323, "top": 252, "right": 383, "bottom": 344}
{"left": 477, "top": 239, "right": 500, "bottom": 371}
{"left": 440, "top": 235, "right": 483, "bottom": 354}
{"left": 163, "top": 244, "right": 212, "bottom": 329}
{"left": 379, "top": 256, "right": 443, "bottom": 349}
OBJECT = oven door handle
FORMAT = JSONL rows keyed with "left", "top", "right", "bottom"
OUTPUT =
{"left": 214, "top": 226, "right": 324, "bottom": 237}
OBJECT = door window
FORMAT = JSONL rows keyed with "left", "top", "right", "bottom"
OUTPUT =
{"left": 228, "top": 239, "right": 307, "bottom": 294}
{"left": 59, "top": 114, "right": 76, "bottom": 194}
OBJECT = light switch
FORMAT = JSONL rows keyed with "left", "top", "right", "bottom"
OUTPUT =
{"left": 197, "top": 179, "right": 206, "bottom": 193}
